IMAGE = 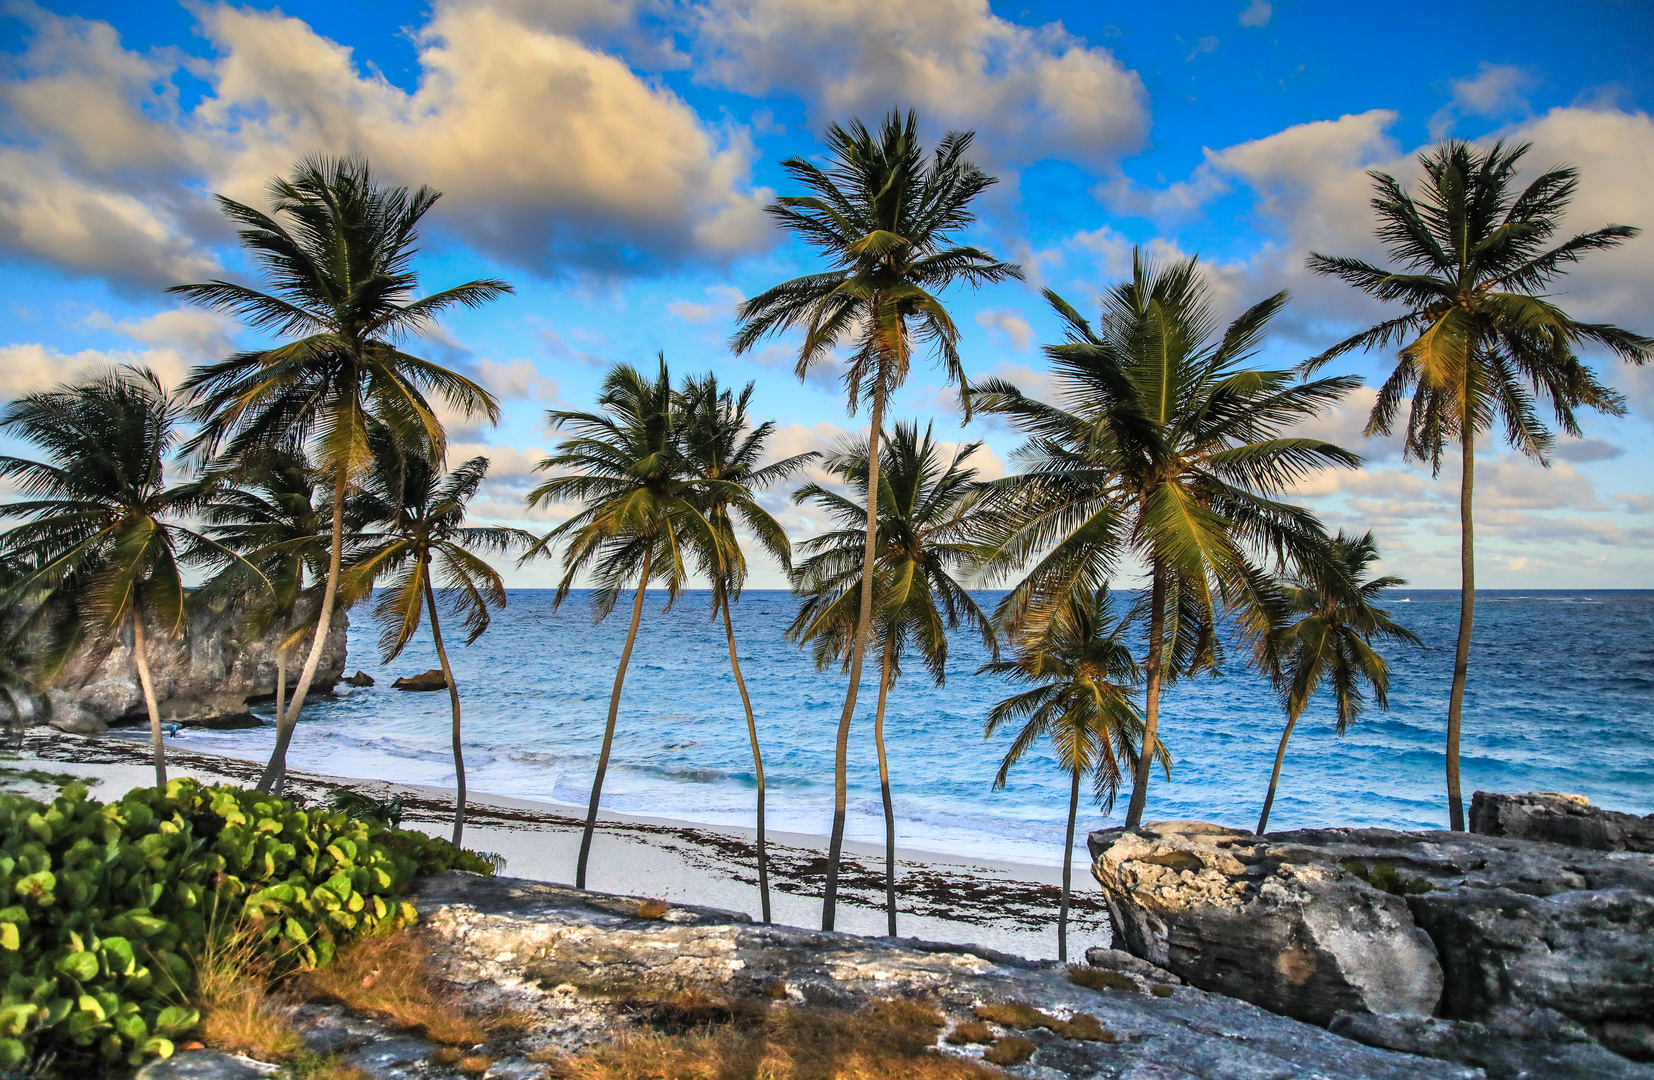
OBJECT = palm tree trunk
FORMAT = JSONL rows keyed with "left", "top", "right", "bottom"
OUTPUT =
{"left": 274, "top": 643, "right": 287, "bottom": 744}
{"left": 1124, "top": 564, "right": 1167, "bottom": 828}
{"left": 1060, "top": 768, "right": 1080, "bottom": 963}
{"left": 423, "top": 570, "right": 466, "bottom": 848}
{"left": 132, "top": 612, "right": 166, "bottom": 787}
{"left": 1256, "top": 711, "right": 1300, "bottom": 836}
{"left": 873, "top": 631, "right": 897, "bottom": 937}
{"left": 577, "top": 546, "right": 653, "bottom": 890}
{"left": 1446, "top": 425, "right": 1475, "bottom": 831}
{"left": 721, "top": 594, "right": 770, "bottom": 924}
{"left": 822, "top": 386, "right": 886, "bottom": 931}
{"left": 258, "top": 469, "right": 347, "bottom": 793}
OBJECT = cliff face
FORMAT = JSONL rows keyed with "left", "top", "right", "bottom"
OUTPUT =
{"left": 43, "top": 598, "right": 349, "bottom": 730}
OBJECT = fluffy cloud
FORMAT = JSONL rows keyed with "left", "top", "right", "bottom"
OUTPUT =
{"left": 974, "top": 309, "right": 1033, "bottom": 351}
{"left": 0, "top": 307, "right": 238, "bottom": 397}
{"left": 0, "top": 3, "right": 773, "bottom": 286}
{"left": 1433, "top": 63, "right": 1539, "bottom": 135}
{"left": 667, "top": 284, "right": 745, "bottom": 324}
{"left": 686, "top": 0, "right": 1148, "bottom": 170}
{"left": 1237, "top": 1, "right": 1272, "bottom": 28}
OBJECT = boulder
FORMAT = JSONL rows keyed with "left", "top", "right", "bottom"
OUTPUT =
{"left": 47, "top": 595, "right": 348, "bottom": 726}
{"left": 1332, "top": 1008, "right": 1654, "bottom": 1080}
{"left": 342, "top": 670, "right": 375, "bottom": 687}
{"left": 1470, "top": 790, "right": 1654, "bottom": 853}
{"left": 391, "top": 669, "right": 448, "bottom": 692}
{"left": 1088, "top": 820, "right": 1443, "bottom": 1026}
{"left": 1092, "top": 820, "right": 1654, "bottom": 1074}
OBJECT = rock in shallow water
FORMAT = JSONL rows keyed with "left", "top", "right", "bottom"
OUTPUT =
{"left": 392, "top": 669, "right": 449, "bottom": 691}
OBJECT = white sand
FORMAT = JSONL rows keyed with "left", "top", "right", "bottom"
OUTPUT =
{"left": 8, "top": 730, "right": 1109, "bottom": 961}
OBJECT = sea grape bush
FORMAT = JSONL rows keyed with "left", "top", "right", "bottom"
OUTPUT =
{"left": 0, "top": 778, "right": 492, "bottom": 1069}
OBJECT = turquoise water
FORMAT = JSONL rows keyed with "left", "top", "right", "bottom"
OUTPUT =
{"left": 165, "top": 589, "right": 1654, "bottom": 866}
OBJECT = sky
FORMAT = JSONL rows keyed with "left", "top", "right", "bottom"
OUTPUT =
{"left": 0, "top": 0, "right": 1651, "bottom": 589}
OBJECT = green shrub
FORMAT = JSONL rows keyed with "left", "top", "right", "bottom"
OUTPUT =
{"left": 0, "top": 778, "right": 493, "bottom": 1071}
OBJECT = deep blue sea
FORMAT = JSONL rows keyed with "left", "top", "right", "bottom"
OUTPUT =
{"left": 168, "top": 589, "right": 1654, "bottom": 866}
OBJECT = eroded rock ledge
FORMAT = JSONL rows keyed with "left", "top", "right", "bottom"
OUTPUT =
{"left": 1089, "top": 818, "right": 1654, "bottom": 1079}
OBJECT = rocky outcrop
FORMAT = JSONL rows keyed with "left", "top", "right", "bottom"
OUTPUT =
{"left": 1470, "top": 790, "right": 1654, "bottom": 853}
{"left": 1090, "top": 820, "right": 1654, "bottom": 1078}
{"left": 44, "top": 598, "right": 348, "bottom": 728}
{"left": 1088, "top": 820, "right": 1444, "bottom": 1026}
{"left": 391, "top": 669, "right": 447, "bottom": 692}
{"left": 343, "top": 670, "right": 376, "bottom": 687}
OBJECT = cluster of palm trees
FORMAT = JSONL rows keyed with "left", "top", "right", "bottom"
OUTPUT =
{"left": 0, "top": 110, "right": 1646, "bottom": 962}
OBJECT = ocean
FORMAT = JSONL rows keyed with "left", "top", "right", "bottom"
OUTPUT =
{"left": 153, "top": 589, "right": 1654, "bottom": 867}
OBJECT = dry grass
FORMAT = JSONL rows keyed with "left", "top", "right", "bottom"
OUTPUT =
{"left": 456, "top": 1055, "right": 494, "bottom": 1075}
{"left": 981, "top": 1036, "right": 1035, "bottom": 1066}
{"left": 295, "top": 932, "right": 491, "bottom": 1046}
{"left": 1151, "top": 983, "right": 1175, "bottom": 998}
{"left": 554, "top": 995, "right": 1002, "bottom": 1080}
{"left": 943, "top": 1020, "right": 994, "bottom": 1046}
{"left": 191, "top": 931, "right": 303, "bottom": 1061}
{"left": 634, "top": 899, "right": 671, "bottom": 919}
{"left": 1068, "top": 966, "right": 1138, "bottom": 993}
{"left": 972, "top": 1001, "right": 1112, "bottom": 1042}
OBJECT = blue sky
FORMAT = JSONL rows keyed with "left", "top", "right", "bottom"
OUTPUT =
{"left": 1, "top": 0, "right": 1651, "bottom": 587}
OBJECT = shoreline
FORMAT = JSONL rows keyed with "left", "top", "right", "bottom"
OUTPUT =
{"left": 7, "top": 729, "right": 1107, "bottom": 960}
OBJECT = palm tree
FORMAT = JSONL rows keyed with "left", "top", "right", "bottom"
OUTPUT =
{"left": 200, "top": 448, "right": 329, "bottom": 767}
{"left": 0, "top": 367, "right": 260, "bottom": 785}
{"left": 1255, "top": 531, "right": 1420, "bottom": 835}
{"left": 1303, "top": 140, "right": 1651, "bottom": 829}
{"left": 172, "top": 155, "right": 511, "bottom": 793}
{"left": 971, "top": 250, "right": 1361, "bottom": 828}
{"left": 731, "top": 109, "right": 1021, "bottom": 930}
{"left": 524, "top": 358, "right": 717, "bottom": 890}
{"left": 678, "top": 373, "right": 817, "bottom": 924}
{"left": 790, "top": 421, "right": 996, "bottom": 935}
{"left": 980, "top": 586, "right": 1149, "bottom": 962}
{"left": 343, "top": 435, "right": 532, "bottom": 845}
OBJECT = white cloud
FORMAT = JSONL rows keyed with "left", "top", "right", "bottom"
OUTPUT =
{"left": 1449, "top": 63, "right": 1538, "bottom": 118}
{"left": 1185, "top": 36, "right": 1219, "bottom": 62}
{"left": 974, "top": 308, "right": 1033, "bottom": 351}
{"left": 470, "top": 358, "right": 561, "bottom": 403}
{"left": 0, "top": 3, "right": 774, "bottom": 285}
{"left": 1238, "top": 1, "right": 1272, "bottom": 28}
{"left": 686, "top": 0, "right": 1148, "bottom": 170}
{"left": 667, "top": 284, "right": 744, "bottom": 324}
{"left": 0, "top": 343, "right": 188, "bottom": 397}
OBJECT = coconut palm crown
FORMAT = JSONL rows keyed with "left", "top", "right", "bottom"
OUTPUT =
{"left": 1302, "top": 139, "right": 1651, "bottom": 829}
{"left": 172, "top": 155, "right": 512, "bottom": 793}
{"left": 970, "top": 249, "right": 1362, "bottom": 828}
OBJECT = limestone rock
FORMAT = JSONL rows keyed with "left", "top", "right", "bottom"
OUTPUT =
{"left": 49, "top": 596, "right": 348, "bottom": 725}
{"left": 343, "top": 670, "right": 376, "bottom": 687}
{"left": 1088, "top": 820, "right": 1444, "bottom": 1026}
{"left": 1083, "top": 946, "right": 1181, "bottom": 985}
{"left": 1470, "top": 790, "right": 1654, "bottom": 853}
{"left": 135, "top": 1050, "right": 279, "bottom": 1079}
{"left": 392, "top": 669, "right": 448, "bottom": 692}
{"left": 1332, "top": 1008, "right": 1654, "bottom": 1080}
{"left": 402, "top": 870, "right": 1472, "bottom": 1079}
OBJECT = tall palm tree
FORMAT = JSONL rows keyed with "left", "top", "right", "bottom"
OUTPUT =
{"left": 790, "top": 421, "right": 996, "bottom": 935}
{"left": 524, "top": 359, "right": 717, "bottom": 890}
{"left": 344, "top": 435, "right": 532, "bottom": 845}
{"left": 200, "top": 448, "right": 328, "bottom": 765}
{"left": 971, "top": 250, "right": 1361, "bottom": 828}
{"left": 678, "top": 373, "right": 817, "bottom": 924}
{"left": 172, "top": 155, "right": 511, "bottom": 793}
{"left": 980, "top": 586, "right": 1149, "bottom": 962}
{"left": 1255, "top": 531, "right": 1420, "bottom": 835}
{"left": 0, "top": 367, "right": 260, "bottom": 785}
{"left": 1303, "top": 140, "right": 1650, "bottom": 829}
{"left": 731, "top": 109, "right": 1021, "bottom": 930}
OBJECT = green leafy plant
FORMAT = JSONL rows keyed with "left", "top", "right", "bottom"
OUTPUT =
{"left": 0, "top": 778, "right": 490, "bottom": 1071}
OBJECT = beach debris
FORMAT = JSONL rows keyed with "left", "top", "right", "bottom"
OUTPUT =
{"left": 392, "top": 669, "right": 449, "bottom": 692}
{"left": 344, "top": 670, "right": 376, "bottom": 687}
{"left": 329, "top": 788, "right": 407, "bottom": 828}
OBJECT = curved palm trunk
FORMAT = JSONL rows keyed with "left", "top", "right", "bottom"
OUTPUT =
{"left": 132, "top": 613, "right": 166, "bottom": 787}
{"left": 1060, "top": 768, "right": 1080, "bottom": 963}
{"left": 1124, "top": 565, "right": 1167, "bottom": 828}
{"left": 822, "top": 386, "right": 886, "bottom": 931}
{"left": 1256, "top": 711, "right": 1300, "bottom": 836}
{"left": 259, "top": 471, "right": 347, "bottom": 793}
{"left": 577, "top": 546, "right": 653, "bottom": 890}
{"left": 423, "top": 571, "right": 466, "bottom": 847}
{"left": 873, "top": 632, "right": 897, "bottom": 937}
{"left": 721, "top": 594, "right": 770, "bottom": 923}
{"left": 273, "top": 644, "right": 287, "bottom": 748}
{"left": 1446, "top": 425, "right": 1475, "bottom": 832}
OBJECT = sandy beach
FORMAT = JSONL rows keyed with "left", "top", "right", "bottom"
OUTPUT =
{"left": 4, "top": 728, "right": 1107, "bottom": 961}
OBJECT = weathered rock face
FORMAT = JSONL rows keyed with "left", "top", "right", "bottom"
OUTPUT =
{"left": 404, "top": 871, "right": 1469, "bottom": 1079}
{"left": 44, "top": 598, "right": 348, "bottom": 728}
{"left": 391, "top": 669, "right": 447, "bottom": 692}
{"left": 1091, "top": 820, "right": 1654, "bottom": 1077}
{"left": 1470, "top": 790, "right": 1654, "bottom": 853}
{"left": 1088, "top": 820, "right": 1444, "bottom": 1027}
